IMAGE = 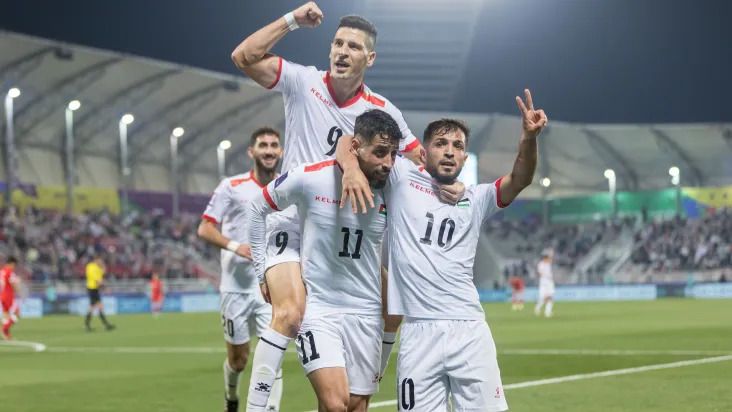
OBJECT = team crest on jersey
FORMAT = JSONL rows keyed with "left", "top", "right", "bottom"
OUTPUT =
{"left": 379, "top": 204, "right": 387, "bottom": 216}
{"left": 274, "top": 171, "right": 289, "bottom": 188}
{"left": 457, "top": 198, "right": 470, "bottom": 207}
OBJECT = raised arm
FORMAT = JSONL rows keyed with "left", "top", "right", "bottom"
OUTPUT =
{"left": 231, "top": 2, "right": 323, "bottom": 88}
{"left": 498, "top": 89, "right": 548, "bottom": 205}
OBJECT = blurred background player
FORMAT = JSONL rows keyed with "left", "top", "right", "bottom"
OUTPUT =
{"left": 84, "top": 255, "right": 115, "bottom": 332}
{"left": 197, "top": 127, "right": 284, "bottom": 412}
{"left": 509, "top": 274, "right": 525, "bottom": 311}
{"left": 1, "top": 256, "right": 21, "bottom": 340}
{"left": 149, "top": 273, "right": 164, "bottom": 317}
{"left": 535, "top": 248, "right": 556, "bottom": 318}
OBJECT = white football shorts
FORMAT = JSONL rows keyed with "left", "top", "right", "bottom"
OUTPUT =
{"left": 397, "top": 319, "right": 508, "bottom": 411}
{"left": 265, "top": 206, "right": 301, "bottom": 271}
{"left": 296, "top": 312, "right": 384, "bottom": 395}
{"left": 219, "top": 292, "right": 272, "bottom": 345}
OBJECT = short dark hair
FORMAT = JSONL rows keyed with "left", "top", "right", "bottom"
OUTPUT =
{"left": 354, "top": 109, "right": 402, "bottom": 147}
{"left": 5, "top": 256, "right": 17, "bottom": 264}
{"left": 423, "top": 118, "right": 470, "bottom": 146}
{"left": 338, "top": 15, "right": 377, "bottom": 50}
{"left": 250, "top": 127, "right": 280, "bottom": 147}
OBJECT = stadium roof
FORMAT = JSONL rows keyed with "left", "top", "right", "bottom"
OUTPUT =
{"left": 1, "top": 31, "right": 730, "bottom": 196}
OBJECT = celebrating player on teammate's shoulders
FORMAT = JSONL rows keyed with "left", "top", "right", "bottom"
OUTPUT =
{"left": 230, "top": 3, "right": 465, "bottom": 410}
{"left": 1, "top": 256, "right": 22, "bottom": 340}
{"left": 198, "top": 128, "right": 284, "bottom": 412}
{"left": 339, "top": 89, "right": 547, "bottom": 411}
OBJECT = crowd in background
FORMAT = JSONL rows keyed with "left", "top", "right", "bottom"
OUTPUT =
{"left": 631, "top": 209, "right": 732, "bottom": 272}
{"left": 0, "top": 207, "right": 218, "bottom": 283}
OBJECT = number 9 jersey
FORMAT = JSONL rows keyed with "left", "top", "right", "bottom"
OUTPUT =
{"left": 384, "top": 156, "right": 509, "bottom": 320}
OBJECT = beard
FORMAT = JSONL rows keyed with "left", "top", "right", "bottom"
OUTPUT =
{"left": 426, "top": 164, "right": 459, "bottom": 185}
{"left": 255, "top": 155, "right": 279, "bottom": 173}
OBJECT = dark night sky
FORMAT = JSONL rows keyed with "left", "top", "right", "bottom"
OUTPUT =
{"left": 1, "top": 0, "right": 729, "bottom": 123}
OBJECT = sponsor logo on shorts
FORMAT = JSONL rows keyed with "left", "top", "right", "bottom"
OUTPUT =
{"left": 495, "top": 387, "right": 502, "bottom": 398}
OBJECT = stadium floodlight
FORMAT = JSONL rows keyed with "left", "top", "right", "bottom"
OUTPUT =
{"left": 7, "top": 88, "right": 21, "bottom": 99}
{"left": 604, "top": 169, "right": 615, "bottom": 180}
{"left": 540, "top": 177, "right": 551, "bottom": 188}
{"left": 668, "top": 166, "right": 679, "bottom": 177}
{"left": 68, "top": 100, "right": 81, "bottom": 111}
{"left": 121, "top": 113, "right": 135, "bottom": 125}
{"left": 219, "top": 139, "right": 232, "bottom": 150}
{"left": 172, "top": 127, "right": 185, "bottom": 138}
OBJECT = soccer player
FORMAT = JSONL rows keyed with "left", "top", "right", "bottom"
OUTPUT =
{"left": 230, "top": 4, "right": 462, "bottom": 409}
{"left": 535, "top": 248, "right": 556, "bottom": 318}
{"left": 1, "top": 256, "right": 21, "bottom": 340}
{"left": 84, "top": 255, "right": 115, "bottom": 332}
{"left": 509, "top": 274, "right": 525, "bottom": 311}
{"left": 197, "top": 127, "right": 284, "bottom": 412}
{"left": 149, "top": 273, "right": 164, "bottom": 317}
{"left": 247, "top": 109, "right": 400, "bottom": 412}
{"left": 339, "top": 89, "right": 547, "bottom": 410}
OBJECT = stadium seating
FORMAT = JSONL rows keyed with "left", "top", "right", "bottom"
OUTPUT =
{"left": 0, "top": 206, "right": 219, "bottom": 287}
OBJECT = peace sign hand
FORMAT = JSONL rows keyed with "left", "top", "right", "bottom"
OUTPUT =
{"left": 515, "top": 89, "right": 548, "bottom": 139}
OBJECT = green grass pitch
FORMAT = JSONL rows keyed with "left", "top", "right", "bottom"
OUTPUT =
{"left": 1, "top": 299, "right": 731, "bottom": 411}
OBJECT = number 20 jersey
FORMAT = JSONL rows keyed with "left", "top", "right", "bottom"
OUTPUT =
{"left": 269, "top": 57, "right": 419, "bottom": 172}
{"left": 385, "top": 156, "right": 509, "bottom": 320}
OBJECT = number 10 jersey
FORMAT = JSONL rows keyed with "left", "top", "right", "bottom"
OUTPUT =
{"left": 384, "top": 156, "right": 509, "bottom": 320}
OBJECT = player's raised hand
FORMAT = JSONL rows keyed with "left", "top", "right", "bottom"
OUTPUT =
{"left": 341, "top": 164, "right": 375, "bottom": 214}
{"left": 436, "top": 180, "right": 465, "bottom": 204}
{"left": 516, "top": 89, "right": 548, "bottom": 139}
{"left": 236, "top": 244, "right": 252, "bottom": 261}
{"left": 293, "top": 2, "right": 323, "bottom": 28}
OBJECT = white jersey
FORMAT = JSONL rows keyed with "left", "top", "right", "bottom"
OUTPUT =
{"left": 537, "top": 261, "right": 554, "bottom": 284}
{"left": 202, "top": 171, "right": 272, "bottom": 294}
{"left": 248, "top": 159, "right": 388, "bottom": 317}
{"left": 385, "top": 157, "right": 508, "bottom": 320}
{"left": 268, "top": 57, "right": 419, "bottom": 172}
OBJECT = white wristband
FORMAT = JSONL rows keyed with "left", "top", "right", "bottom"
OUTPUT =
{"left": 226, "top": 240, "right": 241, "bottom": 253}
{"left": 284, "top": 12, "right": 299, "bottom": 31}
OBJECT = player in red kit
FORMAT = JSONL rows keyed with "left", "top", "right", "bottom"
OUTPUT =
{"left": 1, "top": 256, "right": 21, "bottom": 340}
{"left": 509, "top": 275, "right": 525, "bottom": 311}
{"left": 150, "top": 273, "right": 164, "bottom": 317}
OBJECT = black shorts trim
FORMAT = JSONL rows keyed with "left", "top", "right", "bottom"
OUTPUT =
{"left": 88, "top": 288, "right": 101, "bottom": 305}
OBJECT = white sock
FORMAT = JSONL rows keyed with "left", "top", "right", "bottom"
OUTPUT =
{"left": 266, "top": 369, "right": 284, "bottom": 411}
{"left": 545, "top": 301, "right": 554, "bottom": 317}
{"left": 535, "top": 302, "right": 543, "bottom": 316}
{"left": 380, "top": 332, "right": 398, "bottom": 380}
{"left": 246, "top": 328, "right": 291, "bottom": 412}
{"left": 224, "top": 359, "right": 242, "bottom": 400}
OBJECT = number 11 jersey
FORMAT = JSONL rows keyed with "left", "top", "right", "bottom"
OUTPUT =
{"left": 384, "top": 156, "right": 509, "bottom": 320}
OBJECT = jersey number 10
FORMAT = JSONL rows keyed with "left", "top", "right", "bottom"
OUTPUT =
{"left": 419, "top": 212, "right": 456, "bottom": 248}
